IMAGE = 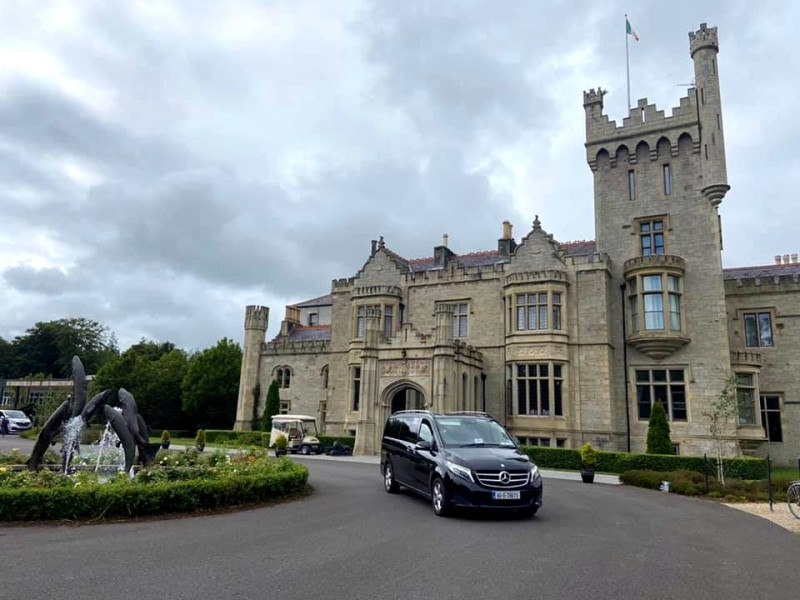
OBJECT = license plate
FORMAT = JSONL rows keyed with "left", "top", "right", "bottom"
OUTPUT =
{"left": 492, "top": 491, "right": 520, "bottom": 500}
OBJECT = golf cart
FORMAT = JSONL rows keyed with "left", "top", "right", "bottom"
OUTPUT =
{"left": 269, "top": 415, "right": 324, "bottom": 455}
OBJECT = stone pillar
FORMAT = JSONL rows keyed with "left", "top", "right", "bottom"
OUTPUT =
{"left": 234, "top": 305, "right": 269, "bottom": 431}
{"left": 354, "top": 307, "right": 381, "bottom": 454}
{"left": 432, "top": 304, "right": 456, "bottom": 414}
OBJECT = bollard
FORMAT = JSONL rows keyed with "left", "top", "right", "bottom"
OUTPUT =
{"left": 767, "top": 454, "right": 773, "bottom": 512}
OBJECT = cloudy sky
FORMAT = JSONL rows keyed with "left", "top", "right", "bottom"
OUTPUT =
{"left": 1, "top": 0, "right": 797, "bottom": 350}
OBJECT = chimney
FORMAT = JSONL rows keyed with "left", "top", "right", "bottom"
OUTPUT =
{"left": 792, "top": 253, "right": 798, "bottom": 264}
{"left": 498, "top": 220, "right": 517, "bottom": 259}
{"left": 434, "top": 234, "right": 455, "bottom": 268}
{"left": 775, "top": 255, "right": 782, "bottom": 265}
{"left": 371, "top": 240, "right": 378, "bottom": 256}
{"left": 783, "top": 254, "right": 790, "bottom": 265}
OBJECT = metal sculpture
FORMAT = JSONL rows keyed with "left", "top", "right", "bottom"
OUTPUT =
{"left": 27, "top": 356, "right": 161, "bottom": 473}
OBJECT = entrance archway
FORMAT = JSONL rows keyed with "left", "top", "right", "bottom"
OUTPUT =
{"left": 388, "top": 385, "right": 425, "bottom": 414}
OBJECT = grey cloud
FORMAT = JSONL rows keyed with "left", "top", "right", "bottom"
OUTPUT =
{"left": 3, "top": 266, "right": 73, "bottom": 296}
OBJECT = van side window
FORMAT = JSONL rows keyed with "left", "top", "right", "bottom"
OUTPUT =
{"left": 398, "top": 416, "right": 421, "bottom": 443}
{"left": 384, "top": 418, "right": 401, "bottom": 439}
{"left": 419, "top": 420, "right": 434, "bottom": 444}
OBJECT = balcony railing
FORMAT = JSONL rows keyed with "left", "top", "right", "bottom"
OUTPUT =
{"left": 624, "top": 254, "right": 686, "bottom": 275}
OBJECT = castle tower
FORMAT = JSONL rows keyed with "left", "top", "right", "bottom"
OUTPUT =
{"left": 234, "top": 305, "right": 269, "bottom": 431}
{"left": 583, "top": 24, "right": 735, "bottom": 456}
{"left": 690, "top": 23, "right": 729, "bottom": 206}
{"left": 432, "top": 303, "right": 456, "bottom": 413}
{"left": 354, "top": 307, "right": 382, "bottom": 455}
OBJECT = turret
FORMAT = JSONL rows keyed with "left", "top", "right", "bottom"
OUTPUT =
{"left": 234, "top": 305, "right": 269, "bottom": 431}
{"left": 690, "top": 23, "right": 729, "bottom": 206}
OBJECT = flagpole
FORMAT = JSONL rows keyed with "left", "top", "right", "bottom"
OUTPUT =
{"left": 625, "top": 14, "right": 631, "bottom": 111}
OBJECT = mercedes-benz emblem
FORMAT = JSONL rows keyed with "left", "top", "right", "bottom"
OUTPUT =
{"left": 499, "top": 471, "right": 510, "bottom": 484}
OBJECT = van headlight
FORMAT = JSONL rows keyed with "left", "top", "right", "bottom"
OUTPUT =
{"left": 446, "top": 460, "right": 474, "bottom": 482}
{"left": 530, "top": 464, "right": 540, "bottom": 481}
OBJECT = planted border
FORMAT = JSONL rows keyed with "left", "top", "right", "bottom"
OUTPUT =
{"left": 0, "top": 461, "right": 308, "bottom": 521}
{"left": 520, "top": 446, "right": 767, "bottom": 480}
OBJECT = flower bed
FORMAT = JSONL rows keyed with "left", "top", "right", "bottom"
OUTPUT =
{"left": 619, "top": 469, "right": 794, "bottom": 502}
{"left": 0, "top": 448, "right": 308, "bottom": 521}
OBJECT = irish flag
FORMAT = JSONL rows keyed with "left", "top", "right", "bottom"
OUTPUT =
{"left": 626, "top": 17, "right": 639, "bottom": 41}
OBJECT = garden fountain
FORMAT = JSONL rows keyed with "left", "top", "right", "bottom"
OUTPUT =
{"left": 27, "top": 356, "right": 161, "bottom": 474}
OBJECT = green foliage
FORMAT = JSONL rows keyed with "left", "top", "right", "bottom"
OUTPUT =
{"left": 705, "top": 374, "right": 740, "bottom": 485}
{"left": 646, "top": 401, "right": 673, "bottom": 455}
{"left": 0, "top": 449, "right": 308, "bottom": 521}
{"left": 181, "top": 338, "right": 242, "bottom": 429}
{"left": 272, "top": 434, "right": 288, "bottom": 450}
{"left": 620, "top": 469, "right": 794, "bottom": 502}
{"left": 580, "top": 443, "right": 597, "bottom": 469}
{"left": 317, "top": 435, "right": 355, "bottom": 448}
{"left": 520, "top": 446, "right": 767, "bottom": 479}
{"left": 251, "top": 384, "right": 261, "bottom": 430}
{"left": 195, "top": 429, "right": 206, "bottom": 446}
{"left": 7, "top": 318, "right": 118, "bottom": 378}
{"left": 261, "top": 380, "right": 280, "bottom": 432}
{"left": 160, "top": 430, "right": 171, "bottom": 443}
{"left": 91, "top": 341, "right": 190, "bottom": 430}
{"left": 204, "top": 430, "right": 267, "bottom": 445}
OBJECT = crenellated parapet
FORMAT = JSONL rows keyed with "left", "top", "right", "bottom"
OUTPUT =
{"left": 505, "top": 269, "right": 569, "bottom": 286}
{"left": 354, "top": 285, "right": 402, "bottom": 297}
{"left": 689, "top": 23, "right": 719, "bottom": 57}
{"left": 244, "top": 305, "right": 269, "bottom": 331}
{"left": 264, "top": 339, "right": 330, "bottom": 355}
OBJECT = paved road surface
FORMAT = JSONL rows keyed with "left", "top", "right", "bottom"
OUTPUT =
{"left": 1, "top": 456, "right": 797, "bottom": 600}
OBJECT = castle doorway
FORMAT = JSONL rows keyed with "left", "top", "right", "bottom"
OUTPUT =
{"left": 390, "top": 386, "right": 424, "bottom": 414}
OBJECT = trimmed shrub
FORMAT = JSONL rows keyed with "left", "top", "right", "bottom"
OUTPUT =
{"left": 161, "top": 430, "right": 171, "bottom": 443}
{"left": 620, "top": 469, "right": 793, "bottom": 502}
{"left": 262, "top": 380, "right": 280, "bottom": 432}
{"left": 520, "top": 446, "right": 767, "bottom": 479}
{"left": 0, "top": 450, "right": 308, "bottom": 521}
{"left": 580, "top": 443, "right": 597, "bottom": 469}
{"left": 646, "top": 402, "right": 673, "bottom": 454}
{"left": 317, "top": 435, "right": 356, "bottom": 449}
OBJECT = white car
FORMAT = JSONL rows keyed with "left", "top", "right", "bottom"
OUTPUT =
{"left": 0, "top": 409, "right": 33, "bottom": 433}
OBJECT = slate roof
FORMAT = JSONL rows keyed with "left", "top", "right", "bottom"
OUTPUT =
{"left": 280, "top": 325, "right": 332, "bottom": 342}
{"left": 722, "top": 263, "right": 800, "bottom": 280}
{"left": 290, "top": 293, "right": 332, "bottom": 308}
{"left": 391, "top": 240, "right": 598, "bottom": 272}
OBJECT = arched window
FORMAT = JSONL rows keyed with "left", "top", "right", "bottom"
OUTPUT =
{"left": 275, "top": 366, "right": 292, "bottom": 389}
{"left": 321, "top": 365, "right": 329, "bottom": 389}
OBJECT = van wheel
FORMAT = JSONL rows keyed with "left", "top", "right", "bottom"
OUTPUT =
{"left": 431, "top": 477, "right": 450, "bottom": 517}
{"left": 384, "top": 460, "right": 399, "bottom": 493}
{"left": 299, "top": 445, "right": 311, "bottom": 455}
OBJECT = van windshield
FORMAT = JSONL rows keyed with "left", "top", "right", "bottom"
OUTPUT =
{"left": 434, "top": 417, "right": 516, "bottom": 448}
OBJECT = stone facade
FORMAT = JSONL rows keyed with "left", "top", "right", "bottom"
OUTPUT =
{"left": 235, "top": 24, "right": 800, "bottom": 465}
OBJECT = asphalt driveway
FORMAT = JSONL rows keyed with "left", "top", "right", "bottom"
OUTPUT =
{"left": 0, "top": 453, "right": 797, "bottom": 600}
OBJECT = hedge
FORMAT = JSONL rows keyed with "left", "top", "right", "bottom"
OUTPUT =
{"left": 317, "top": 435, "right": 355, "bottom": 448}
{"left": 204, "top": 430, "right": 267, "bottom": 445}
{"left": 620, "top": 469, "right": 793, "bottom": 502}
{"left": 0, "top": 462, "right": 308, "bottom": 521}
{"left": 520, "top": 446, "right": 767, "bottom": 480}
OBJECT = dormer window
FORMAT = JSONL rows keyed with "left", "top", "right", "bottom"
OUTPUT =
{"left": 308, "top": 313, "right": 318, "bottom": 326}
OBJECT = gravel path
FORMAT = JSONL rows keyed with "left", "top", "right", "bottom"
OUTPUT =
{"left": 724, "top": 502, "right": 800, "bottom": 534}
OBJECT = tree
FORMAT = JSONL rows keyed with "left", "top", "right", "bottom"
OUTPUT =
{"left": 704, "top": 374, "right": 739, "bottom": 487}
{"left": 91, "top": 340, "right": 190, "bottom": 430}
{"left": 646, "top": 401, "right": 673, "bottom": 455}
{"left": 10, "top": 318, "right": 118, "bottom": 378}
{"left": 0, "top": 336, "right": 13, "bottom": 378}
{"left": 181, "top": 338, "right": 242, "bottom": 429}
{"left": 261, "top": 380, "right": 280, "bottom": 432}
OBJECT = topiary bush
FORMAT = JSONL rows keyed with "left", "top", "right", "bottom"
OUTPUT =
{"left": 195, "top": 429, "right": 206, "bottom": 450}
{"left": 646, "top": 401, "right": 673, "bottom": 455}
{"left": 580, "top": 443, "right": 597, "bottom": 469}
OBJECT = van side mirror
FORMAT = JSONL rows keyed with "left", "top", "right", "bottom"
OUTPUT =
{"left": 415, "top": 440, "right": 432, "bottom": 451}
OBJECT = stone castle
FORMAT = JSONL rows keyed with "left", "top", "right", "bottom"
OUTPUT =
{"left": 235, "top": 24, "right": 799, "bottom": 464}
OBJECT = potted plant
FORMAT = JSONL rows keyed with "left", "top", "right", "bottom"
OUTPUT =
{"left": 272, "top": 433, "right": 288, "bottom": 457}
{"left": 580, "top": 442, "right": 597, "bottom": 484}
{"left": 195, "top": 429, "right": 206, "bottom": 452}
{"left": 160, "top": 430, "right": 171, "bottom": 450}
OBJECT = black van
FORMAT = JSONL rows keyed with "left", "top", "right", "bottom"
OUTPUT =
{"left": 381, "top": 411, "right": 543, "bottom": 517}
